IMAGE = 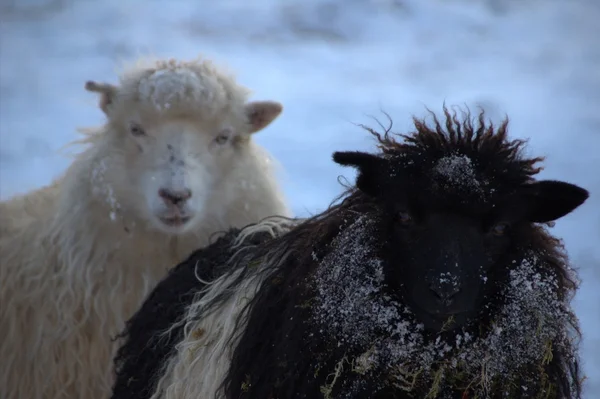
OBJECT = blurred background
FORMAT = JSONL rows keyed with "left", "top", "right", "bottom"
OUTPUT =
{"left": 1, "top": 0, "right": 598, "bottom": 394}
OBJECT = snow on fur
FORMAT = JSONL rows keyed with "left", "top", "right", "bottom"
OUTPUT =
{"left": 113, "top": 57, "right": 251, "bottom": 123}
{"left": 312, "top": 215, "right": 577, "bottom": 398}
{"left": 0, "top": 54, "right": 291, "bottom": 399}
{"left": 432, "top": 154, "right": 486, "bottom": 195}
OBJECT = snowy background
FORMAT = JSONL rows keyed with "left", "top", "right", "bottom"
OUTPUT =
{"left": 0, "top": 0, "right": 598, "bottom": 395}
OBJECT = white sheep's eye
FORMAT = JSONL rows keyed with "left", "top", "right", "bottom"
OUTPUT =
{"left": 214, "top": 133, "right": 230, "bottom": 145}
{"left": 129, "top": 122, "right": 145, "bottom": 137}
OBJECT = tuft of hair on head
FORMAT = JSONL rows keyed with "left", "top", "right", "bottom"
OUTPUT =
{"left": 85, "top": 80, "right": 119, "bottom": 116}
{"left": 245, "top": 101, "right": 283, "bottom": 134}
{"left": 332, "top": 106, "right": 590, "bottom": 225}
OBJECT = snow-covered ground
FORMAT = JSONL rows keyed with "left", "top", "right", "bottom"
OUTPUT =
{"left": 1, "top": 0, "right": 598, "bottom": 395}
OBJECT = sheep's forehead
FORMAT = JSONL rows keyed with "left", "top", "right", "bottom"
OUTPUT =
{"left": 116, "top": 60, "right": 250, "bottom": 124}
{"left": 136, "top": 68, "right": 227, "bottom": 116}
{"left": 388, "top": 153, "right": 492, "bottom": 206}
{"left": 138, "top": 68, "right": 202, "bottom": 109}
{"left": 431, "top": 154, "right": 486, "bottom": 195}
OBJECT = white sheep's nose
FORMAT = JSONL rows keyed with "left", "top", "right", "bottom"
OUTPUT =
{"left": 158, "top": 188, "right": 192, "bottom": 207}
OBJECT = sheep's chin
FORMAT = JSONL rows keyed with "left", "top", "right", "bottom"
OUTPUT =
{"left": 149, "top": 213, "right": 198, "bottom": 235}
{"left": 412, "top": 307, "right": 474, "bottom": 333}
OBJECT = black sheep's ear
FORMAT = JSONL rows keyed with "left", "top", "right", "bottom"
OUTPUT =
{"left": 333, "top": 151, "right": 388, "bottom": 197}
{"left": 520, "top": 180, "right": 589, "bottom": 223}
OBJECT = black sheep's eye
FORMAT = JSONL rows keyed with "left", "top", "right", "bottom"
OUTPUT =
{"left": 491, "top": 222, "right": 510, "bottom": 237}
{"left": 397, "top": 211, "right": 414, "bottom": 226}
{"left": 129, "top": 122, "right": 146, "bottom": 137}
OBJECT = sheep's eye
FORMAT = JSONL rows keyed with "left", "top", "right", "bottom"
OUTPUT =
{"left": 215, "top": 133, "right": 230, "bottom": 145}
{"left": 397, "top": 211, "right": 414, "bottom": 226}
{"left": 129, "top": 123, "right": 145, "bottom": 137}
{"left": 491, "top": 222, "right": 510, "bottom": 237}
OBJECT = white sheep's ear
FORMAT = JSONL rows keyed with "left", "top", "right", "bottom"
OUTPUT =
{"left": 245, "top": 101, "right": 283, "bottom": 134}
{"left": 85, "top": 80, "right": 118, "bottom": 116}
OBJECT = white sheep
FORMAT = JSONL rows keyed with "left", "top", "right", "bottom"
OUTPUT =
{"left": 0, "top": 55, "right": 292, "bottom": 399}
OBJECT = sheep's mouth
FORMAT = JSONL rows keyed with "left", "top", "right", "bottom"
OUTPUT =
{"left": 159, "top": 216, "right": 191, "bottom": 227}
{"left": 406, "top": 299, "right": 475, "bottom": 332}
{"left": 429, "top": 311, "right": 469, "bottom": 322}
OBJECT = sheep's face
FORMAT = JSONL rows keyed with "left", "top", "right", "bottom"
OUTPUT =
{"left": 112, "top": 117, "right": 239, "bottom": 234}
{"left": 333, "top": 150, "right": 589, "bottom": 332}
{"left": 103, "top": 103, "right": 281, "bottom": 235}
{"left": 384, "top": 207, "right": 512, "bottom": 332}
{"left": 85, "top": 75, "right": 283, "bottom": 235}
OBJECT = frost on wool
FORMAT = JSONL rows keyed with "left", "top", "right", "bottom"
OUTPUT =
{"left": 431, "top": 154, "right": 490, "bottom": 201}
{"left": 311, "top": 215, "right": 576, "bottom": 397}
{"left": 434, "top": 155, "right": 485, "bottom": 192}
{"left": 134, "top": 65, "right": 227, "bottom": 119}
{"left": 138, "top": 69, "right": 199, "bottom": 111}
{"left": 90, "top": 158, "right": 121, "bottom": 222}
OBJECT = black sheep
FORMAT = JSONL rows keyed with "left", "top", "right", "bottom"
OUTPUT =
{"left": 111, "top": 107, "right": 589, "bottom": 399}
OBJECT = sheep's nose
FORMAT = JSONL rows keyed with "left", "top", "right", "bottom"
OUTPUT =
{"left": 158, "top": 188, "right": 192, "bottom": 206}
{"left": 429, "top": 284, "right": 461, "bottom": 306}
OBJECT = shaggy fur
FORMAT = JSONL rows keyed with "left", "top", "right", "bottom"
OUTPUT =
{"left": 110, "top": 217, "right": 294, "bottom": 399}
{"left": 110, "top": 107, "right": 588, "bottom": 399}
{"left": 0, "top": 55, "right": 291, "bottom": 399}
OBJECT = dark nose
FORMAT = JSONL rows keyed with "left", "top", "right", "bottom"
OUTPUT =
{"left": 158, "top": 188, "right": 192, "bottom": 206}
{"left": 429, "top": 284, "right": 461, "bottom": 306}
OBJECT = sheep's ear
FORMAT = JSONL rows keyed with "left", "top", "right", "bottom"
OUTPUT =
{"left": 85, "top": 80, "right": 118, "bottom": 116}
{"left": 521, "top": 180, "right": 589, "bottom": 223}
{"left": 333, "top": 151, "right": 388, "bottom": 197}
{"left": 245, "top": 101, "right": 283, "bottom": 134}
